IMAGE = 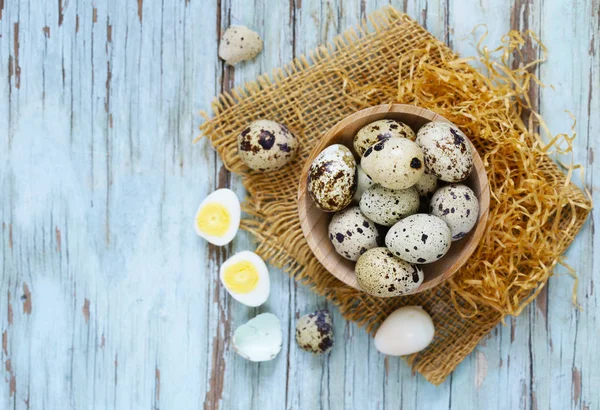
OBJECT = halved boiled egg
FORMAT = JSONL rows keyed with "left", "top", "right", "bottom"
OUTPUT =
{"left": 220, "top": 251, "right": 270, "bottom": 307}
{"left": 233, "top": 313, "right": 282, "bottom": 362}
{"left": 194, "top": 188, "right": 241, "bottom": 246}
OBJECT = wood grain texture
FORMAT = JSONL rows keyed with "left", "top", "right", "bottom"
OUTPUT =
{"left": 0, "top": 0, "right": 598, "bottom": 409}
{"left": 297, "top": 104, "right": 490, "bottom": 292}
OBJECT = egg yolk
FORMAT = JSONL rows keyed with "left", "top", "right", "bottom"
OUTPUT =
{"left": 223, "top": 261, "right": 259, "bottom": 293}
{"left": 196, "top": 203, "right": 230, "bottom": 237}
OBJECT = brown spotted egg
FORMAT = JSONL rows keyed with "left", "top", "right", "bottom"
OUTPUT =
{"left": 416, "top": 122, "right": 473, "bottom": 182}
{"left": 359, "top": 185, "right": 419, "bottom": 226}
{"left": 308, "top": 144, "right": 357, "bottom": 212}
{"left": 385, "top": 214, "right": 451, "bottom": 264}
{"left": 430, "top": 184, "right": 479, "bottom": 241}
{"left": 355, "top": 247, "right": 424, "bottom": 297}
{"left": 361, "top": 137, "right": 425, "bottom": 190}
{"left": 353, "top": 119, "right": 416, "bottom": 157}
{"left": 237, "top": 120, "right": 298, "bottom": 171}
{"left": 295, "top": 310, "right": 334, "bottom": 354}
{"left": 328, "top": 206, "right": 380, "bottom": 261}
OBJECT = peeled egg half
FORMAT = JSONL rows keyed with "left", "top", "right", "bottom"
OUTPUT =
{"left": 194, "top": 188, "right": 241, "bottom": 246}
{"left": 233, "top": 313, "right": 283, "bottom": 362}
{"left": 220, "top": 251, "right": 270, "bottom": 307}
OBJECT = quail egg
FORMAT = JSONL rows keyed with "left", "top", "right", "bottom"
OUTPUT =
{"left": 359, "top": 185, "right": 419, "bottom": 226}
{"left": 355, "top": 247, "right": 424, "bottom": 297}
{"left": 295, "top": 310, "right": 335, "bottom": 354}
{"left": 308, "top": 144, "right": 357, "bottom": 212}
{"left": 414, "top": 172, "right": 439, "bottom": 201}
{"left": 385, "top": 214, "right": 451, "bottom": 264}
{"left": 430, "top": 184, "right": 479, "bottom": 241}
{"left": 374, "top": 306, "right": 435, "bottom": 356}
{"left": 353, "top": 165, "right": 375, "bottom": 202}
{"left": 220, "top": 251, "right": 270, "bottom": 307}
{"left": 353, "top": 119, "right": 416, "bottom": 156}
{"left": 361, "top": 137, "right": 425, "bottom": 190}
{"left": 237, "top": 120, "right": 298, "bottom": 171}
{"left": 194, "top": 188, "right": 241, "bottom": 246}
{"left": 218, "top": 25, "right": 263, "bottom": 66}
{"left": 328, "top": 206, "right": 380, "bottom": 261}
{"left": 416, "top": 122, "right": 473, "bottom": 182}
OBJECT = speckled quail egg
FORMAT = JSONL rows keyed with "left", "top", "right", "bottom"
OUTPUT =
{"left": 353, "top": 119, "right": 416, "bottom": 156}
{"left": 308, "top": 144, "right": 357, "bottom": 212}
{"left": 218, "top": 25, "right": 263, "bottom": 66}
{"left": 353, "top": 165, "right": 375, "bottom": 202}
{"left": 416, "top": 122, "right": 473, "bottom": 182}
{"left": 359, "top": 185, "right": 419, "bottom": 226}
{"left": 385, "top": 214, "right": 451, "bottom": 264}
{"left": 295, "top": 310, "right": 334, "bottom": 354}
{"left": 361, "top": 137, "right": 425, "bottom": 190}
{"left": 328, "top": 206, "right": 380, "bottom": 261}
{"left": 430, "top": 184, "right": 479, "bottom": 241}
{"left": 355, "top": 247, "right": 424, "bottom": 297}
{"left": 237, "top": 120, "right": 298, "bottom": 171}
{"left": 414, "top": 172, "right": 439, "bottom": 201}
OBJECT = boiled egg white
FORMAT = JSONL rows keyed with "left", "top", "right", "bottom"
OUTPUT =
{"left": 233, "top": 313, "right": 282, "bottom": 362}
{"left": 194, "top": 188, "right": 241, "bottom": 246}
{"left": 220, "top": 251, "right": 270, "bottom": 307}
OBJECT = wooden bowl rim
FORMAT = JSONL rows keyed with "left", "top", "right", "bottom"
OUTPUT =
{"left": 297, "top": 104, "right": 490, "bottom": 295}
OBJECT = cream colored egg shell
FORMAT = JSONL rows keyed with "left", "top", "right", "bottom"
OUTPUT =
{"left": 355, "top": 247, "right": 424, "bottom": 297}
{"left": 353, "top": 119, "right": 416, "bottom": 156}
{"left": 361, "top": 137, "right": 425, "bottom": 190}
{"left": 218, "top": 26, "right": 263, "bottom": 66}
{"left": 385, "top": 214, "right": 451, "bottom": 264}
{"left": 308, "top": 144, "right": 357, "bottom": 212}
{"left": 430, "top": 184, "right": 479, "bottom": 241}
{"left": 328, "top": 206, "right": 380, "bottom": 261}
{"left": 352, "top": 165, "right": 375, "bottom": 202}
{"left": 416, "top": 122, "right": 473, "bottom": 182}
{"left": 359, "top": 185, "right": 419, "bottom": 226}
{"left": 237, "top": 120, "right": 298, "bottom": 171}
{"left": 295, "top": 310, "right": 335, "bottom": 354}
{"left": 414, "top": 172, "right": 439, "bottom": 200}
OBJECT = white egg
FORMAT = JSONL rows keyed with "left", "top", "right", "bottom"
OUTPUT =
{"left": 220, "top": 251, "right": 270, "bottom": 307}
{"left": 374, "top": 306, "right": 435, "bottom": 356}
{"left": 194, "top": 188, "right": 241, "bottom": 246}
{"left": 233, "top": 313, "right": 283, "bottom": 362}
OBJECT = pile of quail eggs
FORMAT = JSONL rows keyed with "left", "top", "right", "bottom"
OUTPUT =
{"left": 308, "top": 119, "right": 480, "bottom": 297}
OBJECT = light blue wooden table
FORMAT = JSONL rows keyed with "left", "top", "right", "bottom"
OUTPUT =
{"left": 1, "top": 0, "right": 599, "bottom": 409}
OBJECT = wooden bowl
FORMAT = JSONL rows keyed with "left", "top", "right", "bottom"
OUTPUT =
{"left": 297, "top": 104, "right": 490, "bottom": 294}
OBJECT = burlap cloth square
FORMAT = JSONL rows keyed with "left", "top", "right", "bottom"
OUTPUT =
{"left": 198, "top": 7, "right": 591, "bottom": 384}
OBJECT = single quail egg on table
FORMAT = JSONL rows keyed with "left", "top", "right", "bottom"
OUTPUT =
{"left": 352, "top": 165, "right": 375, "bottom": 202}
{"left": 218, "top": 25, "right": 263, "bottom": 66}
{"left": 385, "top": 214, "right": 452, "bottom": 264}
{"left": 194, "top": 188, "right": 241, "bottom": 246}
{"left": 359, "top": 185, "right": 419, "bottom": 226}
{"left": 328, "top": 206, "right": 380, "bottom": 261}
{"left": 220, "top": 251, "right": 270, "bottom": 307}
{"left": 308, "top": 144, "right": 357, "bottom": 212}
{"left": 430, "top": 184, "right": 479, "bottom": 241}
{"left": 374, "top": 306, "right": 435, "bottom": 356}
{"left": 355, "top": 247, "right": 424, "bottom": 297}
{"left": 361, "top": 137, "right": 425, "bottom": 190}
{"left": 416, "top": 122, "right": 473, "bottom": 182}
{"left": 233, "top": 313, "right": 282, "bottom": 362}
{"left": 353, "top": 119, "right": 416, "bottom": 156}
{"left": 295, "top": 310, "right": 335, "bottom": 354}
{"left": 237, "top": 120, "right": 298, "bottom": 171}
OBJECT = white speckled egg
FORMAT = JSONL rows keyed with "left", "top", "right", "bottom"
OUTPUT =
{"left": 359, "top": 185, "right": 419, "bottom": 226}
{"left": 308, "top": 144, "right": 357, "bottom": 212}
{"left": 355, "top": 247, "right": 424, "bottom": 297}
{"left": 414, "top": 172, "right": 439, "bottom": 201}
{"left": 385, "top": 214, "right": 451, "bottom": 264}
{"left": 237, "top": 120, "right": 298, "bottom": 171}
{"left": 352, "top": 165, "right": 375, "bottom": 202}
{"left": 353, "top": 119, "right": 416, "bottom": 156}
{"left": 361, "top": 137, "right": 425, "bottom": 190}
{"left": 416, "top": 122, "right": 473, "bottom": 182}
{"left": 218, "top": 26, "right": 263, "bottom": 66}
{"left": 374, "top": 306, "right": 435, "bottom": 356}
{"left": 430, "top": 184, "right": 479, "bottom": 241}
{"left": 328, "top": 206, "right": 380, "bottom": 261}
